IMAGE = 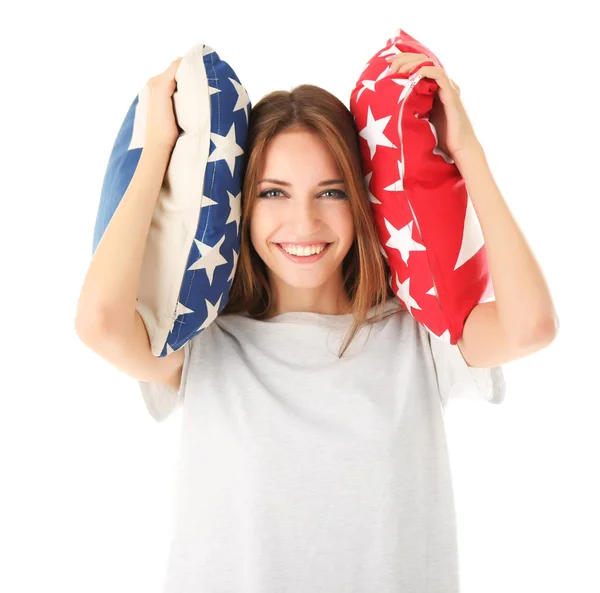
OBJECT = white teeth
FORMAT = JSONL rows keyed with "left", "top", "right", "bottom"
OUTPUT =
{"left": 281, "top": 244, "right": 327, "bottom": 256}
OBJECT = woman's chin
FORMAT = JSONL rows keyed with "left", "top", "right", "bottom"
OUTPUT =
{"left": 272, "top": 268, "right": 336, "bottom": 290}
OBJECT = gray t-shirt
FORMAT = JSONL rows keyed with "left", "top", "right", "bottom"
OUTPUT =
{"left": 139, "top": 298, "right": 506, "bottom": 592}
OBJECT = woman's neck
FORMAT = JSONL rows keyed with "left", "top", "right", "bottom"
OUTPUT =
{"left": 265, "top": 281, "right": 353, "bottom": 318}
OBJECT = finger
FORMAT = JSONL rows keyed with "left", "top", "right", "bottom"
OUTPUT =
{"left": 386, "top": 52, "right": 429, "bottom": 64}
{"left": 392, "top": 60, "right": 424, "bottom": 74}
{"left": 165, "top": 58, "right": 183, "bottom": 74}
{"left": 412, "top": 65, "right": 448, "bottom": 82}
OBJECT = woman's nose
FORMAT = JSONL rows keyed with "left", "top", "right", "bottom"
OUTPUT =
{"left": 288, "top": 199, "right": 321, "bottom": 237}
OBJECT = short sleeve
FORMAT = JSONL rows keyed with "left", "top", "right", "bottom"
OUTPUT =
{"left": 427, "top": 331, "right": 506, "bottom": 408}
{"left": 138, "top": 338, "right": 194, "bottom": 422}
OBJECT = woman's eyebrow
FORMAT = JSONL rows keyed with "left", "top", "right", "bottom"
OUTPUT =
{"left": 258, "top": 178, "right": 345, "bottom": 186}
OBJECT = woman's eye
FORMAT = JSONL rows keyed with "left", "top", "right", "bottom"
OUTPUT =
{"left": 321, "top": 189, "right": 348, "bottom": 199}
{"left": 258, "top": 189, "right": 285, "bottom": 198}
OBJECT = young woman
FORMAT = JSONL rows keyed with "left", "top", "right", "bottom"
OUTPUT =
{"left": 76, "top": 57, "right": 557, "bottom": 591}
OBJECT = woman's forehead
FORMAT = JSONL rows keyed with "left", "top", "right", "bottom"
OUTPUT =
{"left": 260, "top": 132, "right": 341, "bottom": 178}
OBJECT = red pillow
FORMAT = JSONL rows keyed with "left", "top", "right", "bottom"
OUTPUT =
{"left": 350, "top": 28, "right": 494, "bottom": 345}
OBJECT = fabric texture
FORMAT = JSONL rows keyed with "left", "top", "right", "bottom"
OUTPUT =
{"left": 350, "top": 28, "right": 494, "bottom": 346}
{"left": 138, "top": 299, "right": 505, "bottom": 592}
{"left": 92, "top": 44, "right": 250, "bottom": 358}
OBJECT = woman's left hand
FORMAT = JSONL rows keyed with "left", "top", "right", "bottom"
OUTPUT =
{"left": 385, "top": 52, "right": 479, "bottom": 158}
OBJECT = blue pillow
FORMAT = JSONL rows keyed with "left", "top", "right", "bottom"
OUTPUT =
{"left": 92, "top": 44, "right": 250, "bottom": 357}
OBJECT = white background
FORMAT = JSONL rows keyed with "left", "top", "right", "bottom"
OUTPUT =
{"left": 1, "top": 0, "right": 598, "bottom": 592}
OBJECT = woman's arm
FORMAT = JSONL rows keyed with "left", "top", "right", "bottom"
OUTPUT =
{"left": 75, "top": 144, "right": 172, "bottom": 338}
{"left": 453, "top": 142, "right": 559, "bottom": 344}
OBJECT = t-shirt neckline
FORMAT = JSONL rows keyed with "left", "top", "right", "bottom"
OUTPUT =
{"left": 258, "top": 299, "right": 401, "bottom": 326}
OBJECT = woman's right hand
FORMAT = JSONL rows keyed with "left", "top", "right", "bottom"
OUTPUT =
{"left": 144, "top": 57, "right": 183, "bottom": 152}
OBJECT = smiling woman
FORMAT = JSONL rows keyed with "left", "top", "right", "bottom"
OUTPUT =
{"left": 79, "top": 50, "right": 514, "bottom": 593}
{"left": 221, "top": 84, "right": 397, "bottom": 355}
{"left": 110, "top": 69, "right": 520, "bottom": 593}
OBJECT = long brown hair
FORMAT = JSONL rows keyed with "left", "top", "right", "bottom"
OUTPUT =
{"left": 221, "top": 84, "right": 400, "bottom": 356}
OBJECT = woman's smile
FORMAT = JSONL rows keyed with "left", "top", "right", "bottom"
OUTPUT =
{"left": 274, "top": 241, "right": 333, "bottom": 263}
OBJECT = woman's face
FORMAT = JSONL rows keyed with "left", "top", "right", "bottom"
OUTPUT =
{"left": 250, "top": 128, "right": 355, "bottom": 292}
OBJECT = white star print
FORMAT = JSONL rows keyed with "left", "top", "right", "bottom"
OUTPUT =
{"left": 226, "top": 190, "right": 242, "bottom": 234}
{"left": 378, "top": 45, "right": 401, "bottom": 59}
{"left": 387, "top": 29, "right": 401, "bottom": 44}
{"left": 358, "top": 106, "right": 397, "bottom": 160}
{"left": 384, "top": 218, "right": 426, "bottom": 265}
{"left": 364, "top": 172, "right": 381, "bottom": 204}
{"left": 379, "top": 242, "right": 388, "bottom": 260}
{"left": 394, "top": 272, "right": 421, "bottom": 315}
{"left": 201, "top": 194, "right": 217, "bottom": 209}
{"left": 229, "top": 77, "right": 251, "bottom": 123}
{"left": 199, "top": 294, "right": 222, "bottom": 330}
{"left": 424, "top": 117, "right": 454, "bottom": 163}
{"left": 455, "top": 195, "right": 485, "bottom": 270}
{"left": 390, "top": 77, "right": 414, "bottom": 103}
{"left": 384, "top": 160, "right": 405, "bottom": 192}
{"left": 207, "top": 122, "right": 244, "bottom": 176}
{"left": 188, "top": 234, "right": 228, "bottom": 284}
{"left": 356, "top": 66, "right": 392, "bottom": 101}
{"left": 173, "top": 301, "right": 194, "bottom": 321}
{"left": 208, "top": 84, "right": 221, "bottom": 96}
{"left": 357, "top": 80, "right": 375, "bottom": 102}
{"left": 228, "top": 248, "right": 239, "bottom": 282}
